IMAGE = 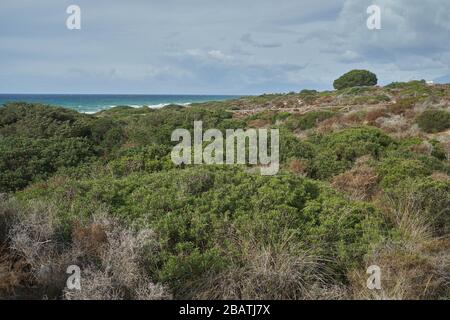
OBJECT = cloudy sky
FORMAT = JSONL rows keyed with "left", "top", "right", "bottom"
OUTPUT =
{"left": 1, "top": 0, "right": 450, "bottom": 94}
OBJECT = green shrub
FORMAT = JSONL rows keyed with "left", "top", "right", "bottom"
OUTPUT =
{"left": 286, "top": 111, "right": 334, "bottom": 131}
{"left": 0, "top": 103, "right": 125, "bottom": 153}
{"left": 279, "top": 129, "right": 316, "bottom": 162}
{"left": 0, "top": 137, "right": 96, "bottom": 192}
{"left": 302, "top": 196, "right": 386, "bottom": 270}
{"left": 385, "top": 80, "right": 432, "bottom": 96}
{"left": 309, "top": 127, "right": 393, "bottom": 179}
{"left": 333, "top": 70, "right": 378, "bottom": 90}
{"left": 107, "top": 145, "right": 174, "bottom": 177}
{"left": 377, "top": 157, "right": 432, "bottom": 188}
{"left": 17, "top": 166, "right": 389, "bottom": 296}
{"left": 416, "top": 110, "right": 450, "bottom": 133}
{"left": 385, "top": 177, "right": 450, "bottom": 235}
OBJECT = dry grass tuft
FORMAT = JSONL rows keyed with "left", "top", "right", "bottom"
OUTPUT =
{"left": 288, "top": 159, "right": 308, "bottom": 177}
{"left": 349, "top": 237, "right": 450, "bottom": 300}
{"left": 375, "top": 115, "right": 409, "bottom": 133}
{"left": 411, "top": 141, "right": 433, "bottom": 156}
{"left": 351, "top": 193, "right": 450, "bottom": 300}
{"left": 192, "top": 236, "right": 347, "bottom": 300}
{"left": 331, "top": 159, "right": 379, "bottom": 201}
{"left": 365, "top": 108, "right": 388, "bottom": 125}
{"left": 247, "top": 119, "right": 272, "bottom": 128}
{"left": 431, "top": 171, "right": 450, "bottom": 181}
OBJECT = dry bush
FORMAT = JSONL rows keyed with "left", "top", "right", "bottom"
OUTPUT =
{"left": 7, "top": 201, "right": 75, "bottom": 297}
{"left": 365, "top": 108, "right": 388, "bottom": 125}
{"left": 411, "top": 141, "right": 433, "bottom": 156}
{"left": 375, "top": 115, "right": 409, "bottom": 133}
{"left": 192, "top": 236, "right": 347, "bottom": 300}
{"left": 0, "top": 245, "right": 28, "bottom": 297}
{"left": 389, "top": 124, "right": 423, "bottom": 140}
{"left": 389, "top": 97, "right": 418, "bottom": 115}
{"left": 431, "top": 171, "right": 449, "bottom": 181}
{"left": 0, "top": 198, "right": 27, "bottom": 297}
{"left": 331, "top": 159, "right": 379, "bottom": 201}
{"left": 1, "top": 198, "right": 170, "bottom": 300}
{"left": 248, "top": 119, "right": 272, "bottom": 128}
{"left": 341, "top": 112, "right": 363, "bottom": 125}
{"left": 316, "top": 112, "right": 366, "bottom": 133}
{"left": 64, "top": 219, "right": 171, "bottom": 300}
{"left": 72, "top": 222, "right": 108, "bottom": 257}
{"left": 315, "top": 116, "right": 341, "bottom": 134}
{"left": 288, "top": 159, "right": 308, "bottom": 177}
{"left": 9, "top": 202, "right": 59, "bottom": 265}
{"left": 403, "top": 109, "right": 417, "bottom": 120}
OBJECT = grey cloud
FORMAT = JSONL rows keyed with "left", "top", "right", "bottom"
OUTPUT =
{"left": 0, "top": 0, "right": 449, "bottom": 94}
{"left": 240, "top": 33, "right": 283, "bottom": 48}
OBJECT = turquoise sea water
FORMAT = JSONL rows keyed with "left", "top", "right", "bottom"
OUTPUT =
{"left": 0, "top": 94, "right": 239, "bottom": 114}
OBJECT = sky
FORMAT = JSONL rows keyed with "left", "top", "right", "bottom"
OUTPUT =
{"left": 1, "top": 0, "right": 450, "bottom": 95}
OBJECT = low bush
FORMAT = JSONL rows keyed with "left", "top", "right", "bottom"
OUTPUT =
{"left": 308, "top": 127, "right": 393, "bottom": 179}
{"left": 331, "top": 161, "right": 379, "bottom": 200}
{"left": 416, "top": 110, "right": 450, "bottom": 133}
{"left": 0, "top": 137, "right": 97, "bottom": 192}
{"left": 377, "top": 157, "right": 432, "bottom": 189}
{"left": 286, "top": 111, "right": 335, "bottom": 131}
{"left": 389, "top": 97, "right": 419, "bottom": 115}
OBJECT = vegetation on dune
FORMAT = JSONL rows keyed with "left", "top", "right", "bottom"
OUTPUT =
{"left": 416, "top": 109, "right": 450, "bottom": 133}
{"left": 1, "top": 77, "right": 449, "bottom": 300}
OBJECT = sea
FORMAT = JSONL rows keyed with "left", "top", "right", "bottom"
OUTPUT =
{"left": 0, "top": 94, "right": 240, "bottom": 114}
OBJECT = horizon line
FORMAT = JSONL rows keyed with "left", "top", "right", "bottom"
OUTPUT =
{"left": 0, "top": 93, "right": 246, "bottom": 96}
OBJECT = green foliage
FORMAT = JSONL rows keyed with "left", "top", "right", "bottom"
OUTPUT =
{"left": 333, "top": 70, "right": 378, "bottom": 90}
{"left": 0, "top": 103, "right": 126, "bottom": 191}
{"left": 308, "top": 127, "right": 393, "bottom": 179}
{"left": 377, "top": 157, "right": 432, "bottom": 188}
{"left": 376, "top": 137, "right": 449, "bottom": 195}
{"left": 298, "top": 89, "right": 319, "bottom": 103}
{"left": 279, "top": 129, "right": 316, "bottom": 162}
{"left": 124, "top": 106, "right": 233, "bottom": 146}
{"left": 0, "top": 103, "right": 124, "bottom": 149}
{"left": 430, "top": 140, "right": 447, "bottom": 161}
{"left": 107, "top": 145, "right": 174, "bottom": 177}
{"left": 302, "top": 195, "right": 386, "bottom": 270}
{"left": 385, "top": 177, "right": 450, "bottom": 235}
{"left": 0, "top": 137, "right": 96, "bottom": 192}
{"left": 416, "top": 110, "right": 450, "bottom": 133}
{"left": 17, "top": 166, "right": 388, "bottom": 295}
{"left": 3, "top": 90, "right": 449, "bottom": 299}
{"left": 285, "top": 111, "right": 334, "bottom": 131}
{"left": 385, "top": 80, "right": 427, "bottom": 90}
{"left": 385, "top": 80, "right": 433, "bottom": 96}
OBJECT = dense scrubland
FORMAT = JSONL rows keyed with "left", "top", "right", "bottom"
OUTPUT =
{"left": 0, "top": 79, "right": 449, "bottom": 300}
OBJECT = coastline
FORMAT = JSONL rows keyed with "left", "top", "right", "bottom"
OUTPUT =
{"left": 0, "top": 94, "right": 240, "bottom": 114}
